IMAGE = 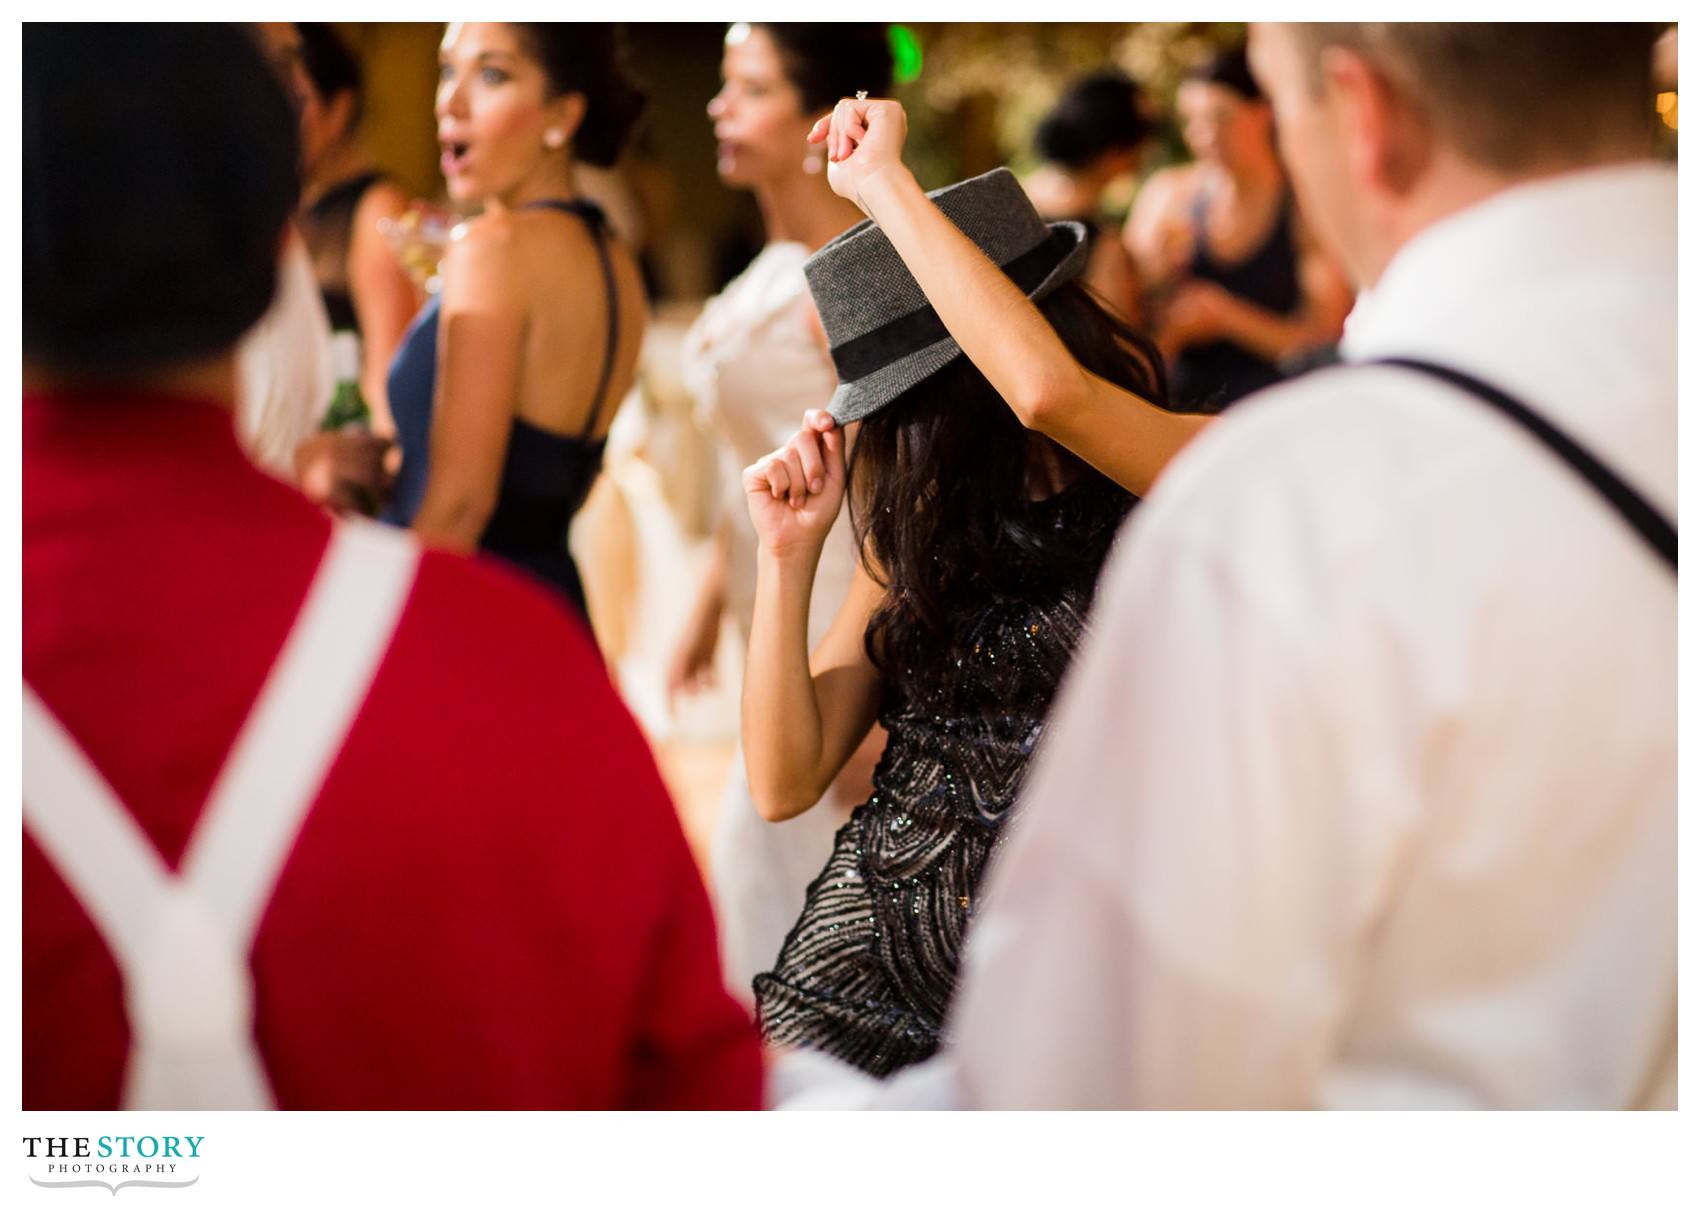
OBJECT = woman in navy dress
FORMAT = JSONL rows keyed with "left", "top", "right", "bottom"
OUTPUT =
{"left": 383, "top": 23, "right": 648, "bottom": 619}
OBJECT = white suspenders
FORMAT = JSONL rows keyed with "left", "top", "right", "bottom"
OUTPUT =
{"left": 24, "top": 521, "right": 419, "bottom": 1110}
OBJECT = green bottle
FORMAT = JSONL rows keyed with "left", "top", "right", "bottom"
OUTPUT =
{"left": 320, "top": 331, "right": 371, "bottom": 432}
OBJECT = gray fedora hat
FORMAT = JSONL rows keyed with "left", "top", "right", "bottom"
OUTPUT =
{"left": 804, "top": 167, "right": 1089, "bottom": 425}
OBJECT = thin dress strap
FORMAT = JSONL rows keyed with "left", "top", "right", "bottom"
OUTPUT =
{"left": 521, "top": 198, "right": 620, "bottom": 441}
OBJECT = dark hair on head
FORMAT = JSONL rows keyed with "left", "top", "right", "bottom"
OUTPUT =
{"left": 848, "top": 281, "right": 1166, "bottom": 681}
{"left": 1287, "top": 22, "right": 1660, "bottom": 173}
{"left": 752, "top": 23, "right": 894, "bottom": 116}
{"left": 511, "top": 23, "right": 648, "bottom": 167}
{"left": 297, "top": 23, "right": 364, "bottom": 130}
{"left": 1035, "top": 71, "right": 1154, "bottom": 169}
{"left": 1186, "top": 44, "right": 1263, "bottom": 102}
{"left": 24, "top": 22, "right": 299, "bottom": 374}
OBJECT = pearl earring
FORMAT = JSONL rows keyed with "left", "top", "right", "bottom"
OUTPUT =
{"left": 802, "top": 144, "right": 825, "bottom": 175}
{"left": 544, "top": 129, "right": 566, "bottom": 150}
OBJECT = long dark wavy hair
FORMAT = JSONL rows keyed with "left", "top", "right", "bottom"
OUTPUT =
{"left": 848, "top": 280, "right": 1168, "bottom": 679}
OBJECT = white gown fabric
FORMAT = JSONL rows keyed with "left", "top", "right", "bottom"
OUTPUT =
{"left": 235, "top": 231, "right": 334, "bottom": 479}
{"left": 681, "top": 243, "right": 863, "bottom": 1000}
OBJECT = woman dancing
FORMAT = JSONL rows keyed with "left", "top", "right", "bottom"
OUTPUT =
{"left": 741, "top": 95, "right": 1210, "bottom": 1075}
{"left": 382, "top": 23, "right": 648, "bottom": 619}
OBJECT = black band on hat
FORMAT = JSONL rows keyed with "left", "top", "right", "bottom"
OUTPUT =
{"left": 828, "top": 230, "right": 1073, "bottom": 383}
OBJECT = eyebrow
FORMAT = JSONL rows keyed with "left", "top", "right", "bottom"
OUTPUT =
{"left": 440, "top": 49, "right": 518, "bottom": 65}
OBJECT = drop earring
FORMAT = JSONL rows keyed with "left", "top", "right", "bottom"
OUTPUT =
{"left": 802, "top": 144, "right": 825, "bottom": 175}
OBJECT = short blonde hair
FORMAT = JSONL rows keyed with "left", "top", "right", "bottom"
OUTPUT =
{"left": 1287, "top": 23, "right": 1660, "bottom": 172}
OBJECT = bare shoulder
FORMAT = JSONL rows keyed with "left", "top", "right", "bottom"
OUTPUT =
{"left": 446, "top": 209, "right": 526, "bottom": 260}
{"left": 354, "top": 178, "right": 411, "bottom": 226}
{"left": 444, "top": 205, "right": 643, "bottom": 319}
{"left": 1135, "top": 164, "right": 1198, "bottom": 213}
{"left": 439, "top": 210, "right": 533, "bottom": 305}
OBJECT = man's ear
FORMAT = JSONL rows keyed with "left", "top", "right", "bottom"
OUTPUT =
{"left": 1320, "top": 46, "right": 1431, "bottom": 199}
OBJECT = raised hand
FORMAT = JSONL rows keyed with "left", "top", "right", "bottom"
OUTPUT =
{"left": 742, "top": 409, "right": 846, "bottom": 561}
{"left": 806, "top": 96, "right": 909, "bottom": 217}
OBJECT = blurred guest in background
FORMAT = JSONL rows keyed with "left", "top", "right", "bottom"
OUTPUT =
{"left": 294, "top": 21, "right": 421, "bottom": 438}
{"left": 671, "top": 22, "right": 894, "bottom": 999}
{"left": 243, "top": 20, "right": 392, "bottom": 517}
{"left": 382, "top": 22, "right": 649, "bottom": 620}
{"left": 24, "top": 21, "right": 760, "bottom": 1111}
{"left": 1125, "top": 46, "right": 1350, "bottom": 411}
{"left": 238, "top": 22, "right": 337, "bottom": 483}
{"left": 1024, "top": 70, "right": 1153, "bottom": 323}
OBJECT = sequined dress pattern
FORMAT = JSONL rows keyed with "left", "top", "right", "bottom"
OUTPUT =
{"left": 753, "top": 479, "right": 1131, "bottom": 1076}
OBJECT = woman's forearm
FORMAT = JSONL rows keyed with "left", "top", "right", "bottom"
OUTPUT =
{"left": 852, "top": 166, "right": 1207, "bottom": 497}
{"left": 1217, "top": 295, "right": 1337, "bottom": 363}
{"left": 855, "top": 166, "right": 1089, "bottom": 432}
{"left": 741, "top": 548, "right": 831, "bottom": 821}
{"left": 411, "top": 491, "right": 492, "bottom": 554}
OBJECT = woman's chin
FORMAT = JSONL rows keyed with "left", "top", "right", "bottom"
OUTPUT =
{"left": 716, "top": 157, "right": 768, "bottom": 190}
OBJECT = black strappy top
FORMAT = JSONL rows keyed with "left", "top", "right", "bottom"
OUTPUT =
{"left": 1169, "top": 186, "right": 1302, "bottom": 413}
{"left": 382, "top": 198, "right": 621, "bottom": 617}
{"left": 300, "top": 170, "right": 386, "bottom": 332}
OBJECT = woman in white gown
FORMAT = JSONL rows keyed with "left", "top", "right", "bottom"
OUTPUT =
{"left": 672, "top": 22, "right": 894, "bottom": 998}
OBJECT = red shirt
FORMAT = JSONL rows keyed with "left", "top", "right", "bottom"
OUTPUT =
{"left": 23, "top": 390, "right": 763, "bottom": 1110}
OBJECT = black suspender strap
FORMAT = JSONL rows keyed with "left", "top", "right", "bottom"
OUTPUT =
{"left": 1371, "top": 357, "right": 1676, "bottom": 574}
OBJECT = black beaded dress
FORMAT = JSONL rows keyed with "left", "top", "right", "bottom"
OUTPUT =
{"left": 753, "top": 475, "right": 1134, "bottom": 1076}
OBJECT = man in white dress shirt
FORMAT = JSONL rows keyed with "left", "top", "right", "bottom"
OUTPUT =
{"left": 777, "top": 21, "right": 1674, "bottom": 1109}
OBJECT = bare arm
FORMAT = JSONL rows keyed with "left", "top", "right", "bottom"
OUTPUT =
{"left": 1123, "top": 167, "right": 1195, "bottom": 289}
{"left": 740, "top": 413, "right": 884, "bottom": 822}
{"left": 666, "top": 514, "right": 732, "bottom": 705}
{"left": 1187, "top": 220, "right": 1352, "bottom": 363}
{"left": 814, "top": 100, "right": 1209, "bottom": 499}
{"left": 1082, "top": 229, "right": 1144, "bottom": 328}
{"left": 348, "top": 181, "right": 423, "bottom": 438}
{"left": 411, "top": 217, "right": 526, "bottom": 552}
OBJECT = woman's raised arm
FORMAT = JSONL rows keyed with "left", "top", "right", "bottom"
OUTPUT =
{"left": 740, "top": 412, "right": 884, "bottom": 822}
{"left": 810, "top": 99, "right": 1211, "bottom": 498}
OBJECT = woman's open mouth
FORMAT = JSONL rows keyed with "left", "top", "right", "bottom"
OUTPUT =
{"left": 440, "top": 141, "right": 471, "bottom": 176}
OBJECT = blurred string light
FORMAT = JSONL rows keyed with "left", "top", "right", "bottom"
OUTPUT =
{"left": 889, "top": 24, "right": 923, "bottom": 84}
{"left": 1656, "top": 91, "right": 1677, "bottom": 130}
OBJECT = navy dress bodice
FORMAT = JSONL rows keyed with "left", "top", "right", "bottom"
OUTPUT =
{"left": 381, "top": 294, "right": 440, "bottom": 529}
{"left": 381, "top": 199, "right": 620, "bottom": 617}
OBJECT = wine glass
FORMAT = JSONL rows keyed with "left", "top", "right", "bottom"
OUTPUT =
{"left": 379, "top": 201, "right": 456, "bottom": 295}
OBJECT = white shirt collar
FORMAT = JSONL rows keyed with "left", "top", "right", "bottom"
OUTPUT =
{"left": 1340, "top": 161, "right": 1675, "bottom": 362}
